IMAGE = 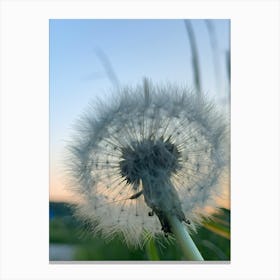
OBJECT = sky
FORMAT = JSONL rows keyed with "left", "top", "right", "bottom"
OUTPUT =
{"left": 49, "top": 19, "right": 230, "bottom": 203}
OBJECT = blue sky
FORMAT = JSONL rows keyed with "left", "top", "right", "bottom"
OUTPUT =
{"left": 49, "top": 19, "right": 230, "bottom": 201}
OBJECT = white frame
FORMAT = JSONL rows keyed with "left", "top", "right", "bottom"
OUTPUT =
{"left": 0, "top": 0, "right": 279, "bottom": 279}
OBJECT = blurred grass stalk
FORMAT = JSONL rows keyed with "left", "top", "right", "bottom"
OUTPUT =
{"left": 184, "top": 20, "right": 202, "bottom": 99}
{"left": 202, "top": 214, "right": 230, "bottom": 240}
{"left": 168, "top": 214, "right": 204, "bottom": 261}
{"left": 205, "top": 20, "right": 222, "bottom": 98}
{"left": 145, "top": 238, "right": 160, "bottom": 260}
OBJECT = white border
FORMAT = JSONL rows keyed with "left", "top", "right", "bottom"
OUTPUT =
{"left": 0, "top": 1, "right": 279, "bottom": 280}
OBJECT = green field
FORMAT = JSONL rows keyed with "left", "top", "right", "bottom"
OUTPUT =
{"left": 49, "top": 202, "right": 230, "bottom": 261}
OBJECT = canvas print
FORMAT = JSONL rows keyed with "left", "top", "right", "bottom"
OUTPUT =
{"left": 49, "top": 19, "right": 230, "bottom": 261}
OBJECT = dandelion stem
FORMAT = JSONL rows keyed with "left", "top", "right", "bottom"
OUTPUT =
{"left": 167, "top": 214, "right": 204, "bottom": 261}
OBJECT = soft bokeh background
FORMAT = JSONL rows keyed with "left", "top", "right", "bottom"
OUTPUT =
{"left": 49, "top": 19, "right": 230, "bottom": 261}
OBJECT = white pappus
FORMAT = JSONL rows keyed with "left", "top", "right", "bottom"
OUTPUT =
{"left": 65, "top": 80, "right": 229, "bottom": 247}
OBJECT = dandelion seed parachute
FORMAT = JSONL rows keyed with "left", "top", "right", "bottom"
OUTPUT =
{"left": 66, "top": 82, "right": 229, "bottom": 247}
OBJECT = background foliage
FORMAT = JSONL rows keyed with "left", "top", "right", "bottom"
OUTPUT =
{"left": 49, "top": 202, "right": 230, "bottom": 261}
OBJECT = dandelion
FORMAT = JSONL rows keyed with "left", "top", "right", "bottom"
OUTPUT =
{"left": 66, "top": 79, "right": 229, "bottom": 260}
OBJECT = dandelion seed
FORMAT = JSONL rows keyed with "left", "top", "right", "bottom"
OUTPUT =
{"left": 66, "top": 80, "right": 229, "bottom": 247}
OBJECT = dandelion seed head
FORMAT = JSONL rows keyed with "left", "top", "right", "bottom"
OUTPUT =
{"left": 66, "top": 82, "right": 229, "bottom": 246}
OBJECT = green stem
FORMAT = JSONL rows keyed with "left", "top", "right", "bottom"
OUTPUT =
{"left": 167, "top": 214, "right": 204, "bottom": 261}
{"left": 145, "top": 238, "right": 160, "bottom": 260}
